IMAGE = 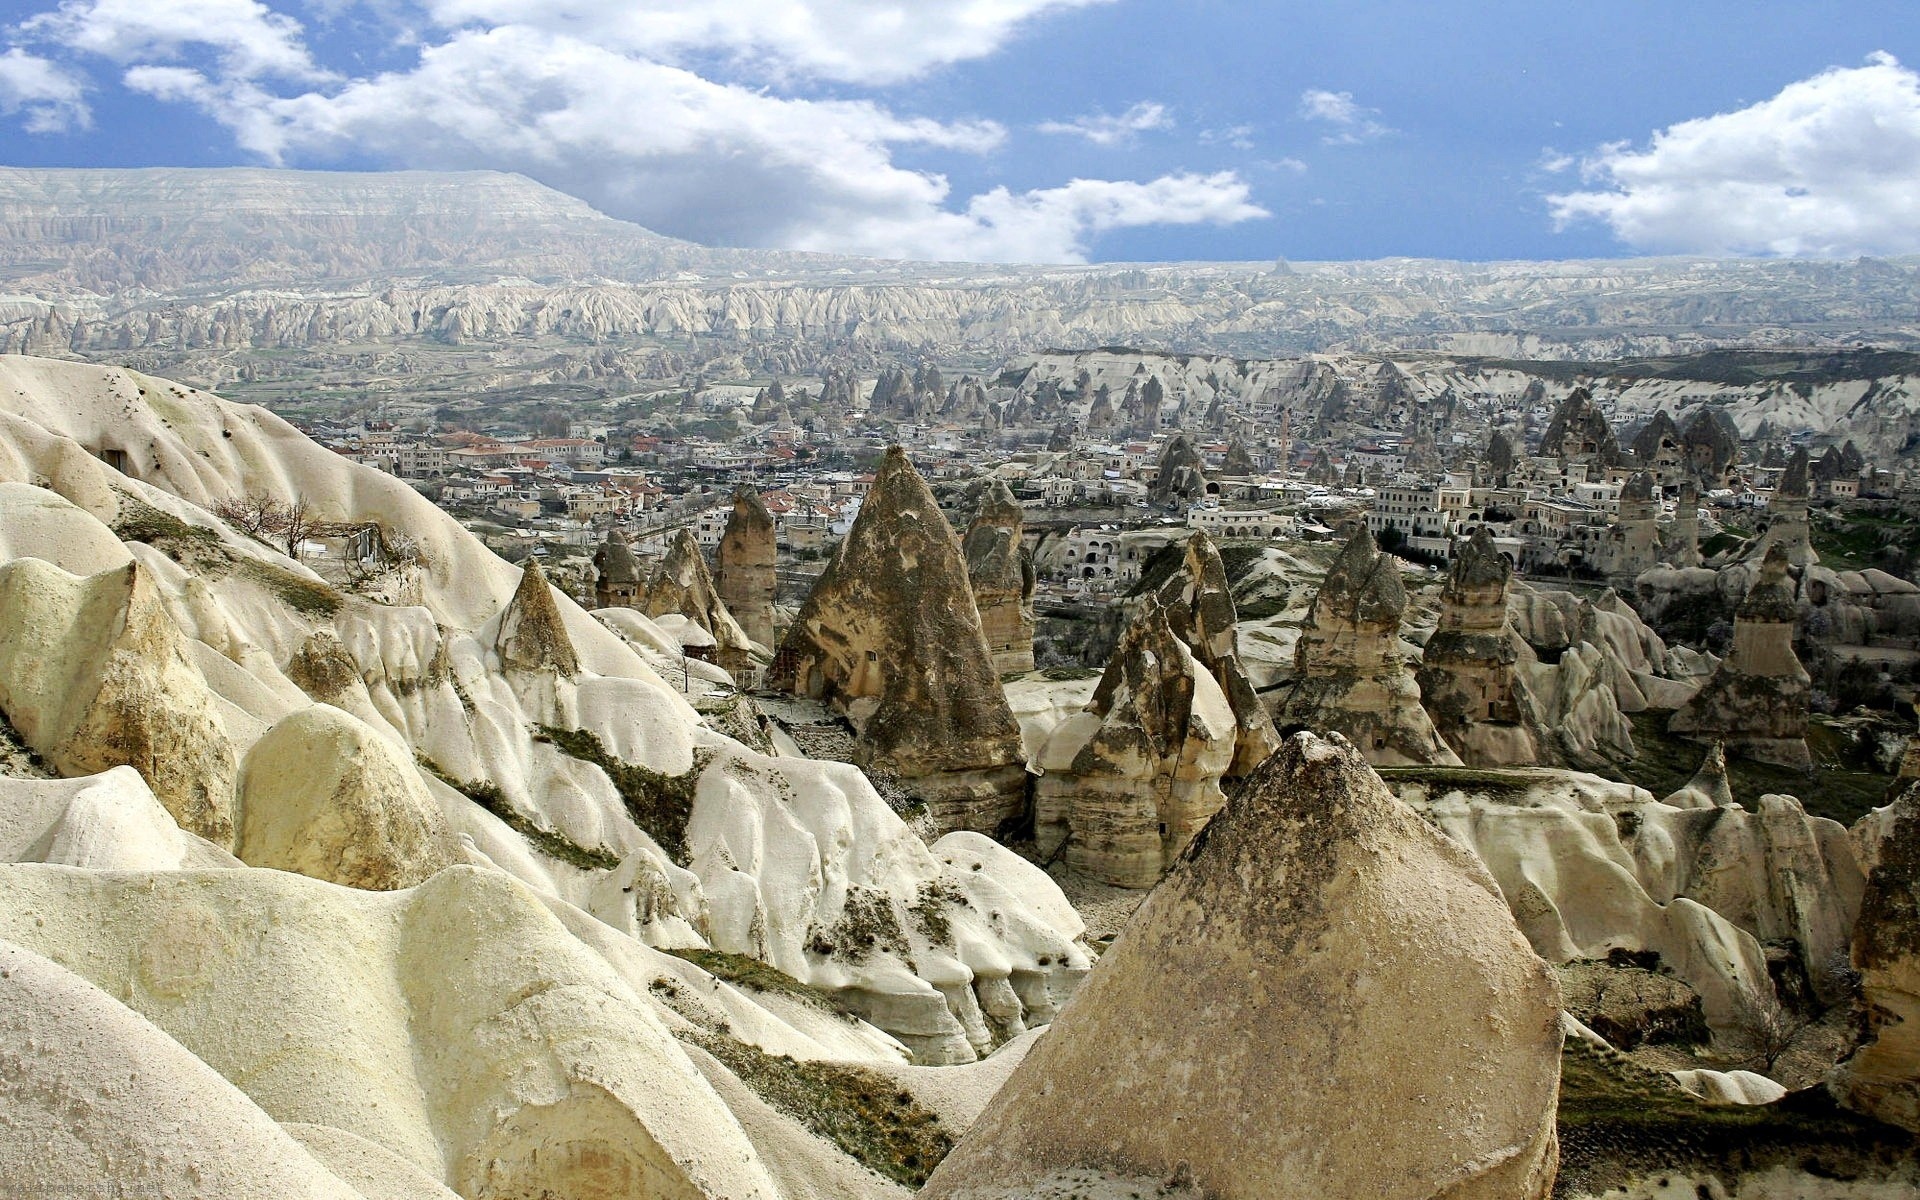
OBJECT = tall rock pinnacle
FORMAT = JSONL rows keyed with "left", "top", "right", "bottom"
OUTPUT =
{"left": 769, "top": 447, "right": 1027, "bottom": 832}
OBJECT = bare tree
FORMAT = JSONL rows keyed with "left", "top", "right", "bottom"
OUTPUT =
{"left": 281, "top": 498, "right": 316, "bottom": 561}
{"left": 214, "top": 492, "right": 286, "bottom": 539}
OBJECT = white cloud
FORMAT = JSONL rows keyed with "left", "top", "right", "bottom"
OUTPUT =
{"left": 1037, "top": 100, "right": 1173, "bottom": 146}
{"left": 1550, "top": 53, "right": 1920, "bottom": 257}
{"left": 1298, "top": 87, "right": 1392, "bottom": 144}
{"left": 14, "top": 0, "right": 1265, "bottom": 261}
{"left": 0, "top": 47, "right": 89, "bottom": 131}
{"left": 20, "top": 0, "right": 327, "bottom": 80}
{"left": 1199, "top": 123, "right": 1256, "bottom": 151}
{"left": 419, "top": 0, "right": 1114, "bottom": 85}
{"left": 813, "top": 171, "right": 1269, "bottom": 261}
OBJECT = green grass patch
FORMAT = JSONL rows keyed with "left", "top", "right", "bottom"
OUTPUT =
{"left": 415, "top": 754, "right": 621, "bottom": 871}
{"left": 663, "top": 948, "right": 850, "bottom": 1016}
{"left": 237, "top": 559, "right": 344, "bottom": 617}
{"left": 533, "top": 725, "right": 711, "bottom": 864}
{"left": 688, "top": 1030, "right": 951, "bottom": 1187}
{"left": 1621, "top": 711, "right": 1889, "bottom": 824}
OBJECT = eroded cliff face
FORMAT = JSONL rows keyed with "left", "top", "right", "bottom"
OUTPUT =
{"left": 715, "top": 488, "right": 778, "bottom": 656}
{"left": 770, "top": 447, "right": 1028, "bottom": 833}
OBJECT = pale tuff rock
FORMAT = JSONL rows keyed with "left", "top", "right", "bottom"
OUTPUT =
{"left": 0, "top": 557, "right": 237, "bottom": 844}
{"left": 0, "top": 939, "right": 369, "bottom": 1200}
{"left": 236, "top": 704, "right": 458, "bottom": 891}
{"left": 0, "top": 864, "right": 788, "bottom": 1200}
{"left": 1754, "top": 447, "right": 1817, "bottom": 568}
{"left": 1221, "top": 437, "right": 1255, "bottom": 475}
{"left": 770, "top": 447, "right": 1027, "bottom": 833}
{"left": 716, "top": 487, "right": 778, "bottom": 654}
{"left": 0, "top": 766, "right": 239, "bottom": 871}
{"left": 1666, "top": 479, "right": 1703, "bottom": 567}
{"left": 493, "top": 556, "right": 580, "bottom": 677}
{"left": 924, "top": 733, "right": 1564, "bottom": 1200}
{"left": 644, "top": 528, "right": 757, "bottom": 677}
{"left": 1021, "top": 535, "right": 1271, "bottom": 887}
{"left": 1662, "top": 742, "right": 1735, "bottom": 809}
{"left": 1034, "top": 597, "right": 1238, "bottom": 888}
{"left": 1670, "top": 546, "right": 1811, "bottom": 768}
{"left": 1417, "top": 528, "right": 1548, "bottom": 767}
{"left": 1832, "top": 786, "right": 1920, "bottom": 1132}
{"left": 0, "top": 357, "right": 1089, "bottom": 1075}
{"left": 1274, "top": 528, "right": 1461, "bottom": 766}
{"left": 1148, "top": 433, "right": 1208, "bottom": 504}
{"left": 592, "top": 528, "right": 645, "bottom": 610}
{"left": 962, "top": 481, "right": 1037, "bottom": 675}
{"left": 1406, "top": 771, "right": 1863, "bottom": 1047}
{"left": 1154, "top": 532, "right": 1280, "bottom": 774}
{"left": 1606, "top": 472, "right": 1661, "bottom": 581}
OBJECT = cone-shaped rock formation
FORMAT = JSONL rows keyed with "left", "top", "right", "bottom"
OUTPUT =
{"left": 1275, "top": 528, "right": 1460, "bottom": 765}
{"left": 923, "top": 732, "right": 1563, "bottom": 1200}
{"left": 0, "top": 558, "right": 237, "bottom": 844}
{"left": 1417, "top": 528, "right": 1546, "bottom": 766}
{"left": 770, "top": 447, "right": 1027, "bottom": 832}
{"left": 644, "top": 528, "right": 756, "bottom": 678}
{"left": 1670, "top": 545, "right": 1810, "bottom": 767}
{"left": 962, "top": 481, "right": 1036, "bottom": 675}
{"left": 715, "top": 487, "right": 777, "bottom": 653}
{"left": 494, "top": 557, "right": 579, "bottom": 678}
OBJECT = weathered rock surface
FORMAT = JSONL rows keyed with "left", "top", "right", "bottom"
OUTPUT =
{"left": 1148, "top": 434, "right": 1208, "bottom": 504}
{"left": 493, "top": 556, "right": 580, "bottom": 677}
{"left": 0, "top": 938, "right": 369, "bottom": 1200}
{"left": 770, "top": 447, "right": 1027, "bottom": 833}
{"left": 1831, "top": 785, "right": 1920, "bottom": 1132}
{"left": 1670, "top": 546, "right": 1810, "bottom": 767}
{"left": 236, "top": 704, "right": 458, "bottom": 890}
{"left": 924, "top": 732, "right": 1564, "bottom": 1200}
{"left": 1398, "top": 770, "right": 1864, "bottom": 1046}
{"left": 962, "top": 481, "right": 1036, "bottom": 675}
{"left": 715, "top": 488, "right": 778, "bottom": 655}
{"left": 1153, "top": 532, "right": 1280, "bottom": 774}
{"left": 1418, "top": 528, "right": 1549, "bottom": 766}
{"left": 0, "top": 558, "right": 237, "bottom": 844}
{"left": 645, "top": 528, "right": 757, "bottom": 678}
{"left": 592, "top": 528, "right": 645, "bottom": 610}
{"left": 1034, "top": 597, "right": 1237, "bottom": 887}
{"left": 1273, "top": 528, "right": 1461, "bottom": 766}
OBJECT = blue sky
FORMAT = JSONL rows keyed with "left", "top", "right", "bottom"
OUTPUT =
{"left": 0, "top": 0, "right": 1916, "bottom": 263}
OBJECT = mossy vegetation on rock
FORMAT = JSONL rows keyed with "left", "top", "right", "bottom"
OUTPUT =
{"left": 415, "top": 753, "right": 621, "bottom": 871}
{"left": 663, "top": 948, "right": 851, "bottom": 1016}
{"left": 687, "top": 1030, "right": 953, "bottom": 1187}
{"left": 533, "top": 724, "right": 711, "bottom": 864}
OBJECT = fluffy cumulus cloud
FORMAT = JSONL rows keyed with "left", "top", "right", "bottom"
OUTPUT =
{"left": 1037, "top": 101, "right": 1173, "bottom": 146}
{"left": 1551, "top": 53, "right": 1920, "bottom": 257}
{"left": 0, "top": 47, "right": 89, "bottom": 131}
{"left": 1298, "top": 88, "right": 1392, "bottom": 144}
{"left": 3, "top": 0, "right": 1265, "bottom": 261}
